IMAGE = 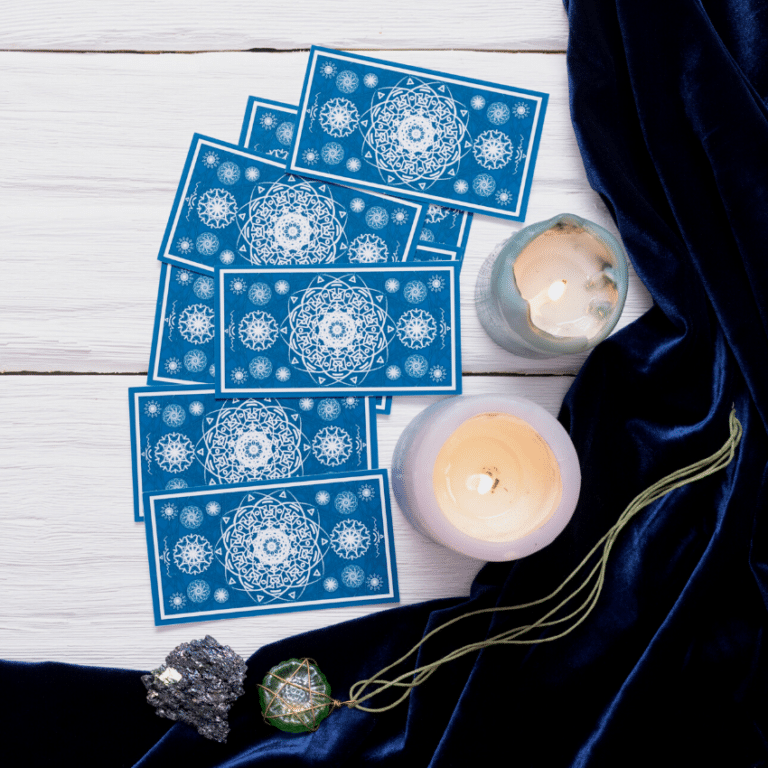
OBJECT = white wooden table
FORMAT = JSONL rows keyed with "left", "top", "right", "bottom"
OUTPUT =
{"left": 0, "top": 1, "right": 652, "bottom": 669}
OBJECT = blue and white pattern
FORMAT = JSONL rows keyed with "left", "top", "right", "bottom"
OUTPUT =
{"left": 404, "top": 354, "right": 429, "bottom": 378}
{"left": 403, "top": 280, "right": 427, "bottom": 304}
{"left": 214, "top": 588, "right": 229, "bottom": 603}
{"left": 180, "top": 505, "right": 204, "bottom": 529}
{"left": 249, "top": 356, "right": 273, "bottom": 380}
{"left": 184, "top": 349, "right": 207, "bottom": 373}
{"left": 334, "top": 490, "right": 358, "bottom": 514}
{"left": 358, "top": 483, "right": 376, "bottom": 502}
{"left": 323, "top": 577, "right": 339, "bottom": 592}
{"left": 341, "top": 564, "right": 365, "bottom": 588}
{"left": 350, "top": 198, "right": 365, "bottom": 213}
{"left": 205, "top": 501, "right": 221, "bottom": 516}
{"left": 366, "top": 573, "right": 385, "bottom": 591}
{"left": 312, "top": 426, "right": 352, "bottom": 466}
{"left": 299, "top": 398, "right": 315, "bottom": 411}
{"left": 193, "top": 276, "right": 215, "bottom": 299}
{"left": 397, "top": 309, "right": 437, "bottom": 349}
{"left": 198, "top": 189, "right": 237, "bottom": 228}
{"left": 173, "top": 534, "right": 213, "bottom": 575}
{"left": 321, "top": 142, "right": 344, "bottom": 165}
{"left": 348, "top": 234, "right": 388, "bottom": 263}
{"left": 365, "top": 207, "right": 389, "bottom": 230}
{"left": 473, "top": 174, "right": 496, "bottom": 197}
{"left": 189, "top": 401, "right": 205, "bottom": 416}
{"left": 289, "top": 49, "right": 547, "bottom": 221}
{"left": 217, "top": 162, "right": 240, "bottom": 186}
{"left": 155, "top": 433, "right": 195, "bottom": 473}
{"left": 239, "top": 311, "right": 279, "bottom": 351}
{"left": 276, "top": 122, "right": 294, "bottom": 146}
{"left": 179, "top": 304, "right": 215, "bottom": 345}
{"left": 162, "top": 404, "right": 186, "bottom": 427}
{"left": 144, "top": 400, "right": 161, "bottom": 418}
{"left": 196, "top": 232, "right": 219, "bottom": 256}
{"left": 330, "top": 519, "right": 370, "bottom": 560}
{"left": 164, "top": 358, "right": 182, "bottom": 375}
{"left": 248, "top": 282, "right": 272, "bottom": 305}
{"left": 187, "top": 579, "right": 210, "bottom": 603}
{"left": 315, "top": 490, "right": 331, "bottom": 506}
{"left": 317, "top": 398, "right": 341, "bottom": 421}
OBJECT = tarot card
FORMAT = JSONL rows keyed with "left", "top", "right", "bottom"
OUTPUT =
{"left": 158, "top": 135, "right": 425, "bottom": 273}
{"left": 215, "top": 263, "right": 461, "bottom": 397}
{"left": 237, "top": 97, "right": 299, "bottom": 162}
{"left": 288, "top": 47, "right": 547, "bottom": 221}
{"left": 144, "top": 469, "right": 399, "bottom": 624}
{"left": 129, "top": 386, "right": 378, "bottom": 521}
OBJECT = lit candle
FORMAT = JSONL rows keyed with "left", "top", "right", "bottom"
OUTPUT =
{"left": 475, "top": 213, "right": 629, "bottom": 359}
{"left": 392, "top": 394, "right": 581, "bottom": 561}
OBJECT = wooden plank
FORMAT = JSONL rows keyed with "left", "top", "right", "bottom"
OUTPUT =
{"left": 0, "top": 373, "right": 573, "bottom": 667}
{"left": 1, "top": 1, "right": 569, "bottom": 52}
{"left": 0, "top": 51, "right": 653, "bottom": 375}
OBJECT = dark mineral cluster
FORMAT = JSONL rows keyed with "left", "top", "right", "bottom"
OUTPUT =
{"left": 142, "top": 635, "right": 247, "bottom": 743}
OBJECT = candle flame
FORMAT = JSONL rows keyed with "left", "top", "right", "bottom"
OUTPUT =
{"left": 547, "top": 279, "right": 567, "bottom": 301}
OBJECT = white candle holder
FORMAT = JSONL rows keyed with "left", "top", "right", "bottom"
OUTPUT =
{"left": 475, "top": 213, "right": 629, "bottom": 359}
{"left": 392, "top": 394, "right": 581, "bottom": 561}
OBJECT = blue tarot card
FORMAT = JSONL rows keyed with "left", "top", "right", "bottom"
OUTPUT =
{"left": 214, "top": 263, "right": 461, "bottom": 398}
{"left": 288, "top": 47, "right": 548, "bottom": 221}
{"left": 158, "top": 135, "right": 427, "bottom": 273}
{"left": 144, "top": 469, "right": 399, "bottom": 625}
{"left": 238, "top": 97, "right": 299, "bottom": 162}
{"left": 129, "top": 386, "right": 379, "bottom": 522}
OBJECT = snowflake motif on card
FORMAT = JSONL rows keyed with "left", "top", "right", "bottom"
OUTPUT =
{"left": 169, "top": 592, "right": 187, "bottom": 610}
{"left": 180, "top": 506, "right": 204, "bottom": 529}
{"left": 317, "top": 398, "right": 341, "bottom": 421}
{"left": 392, "top": 208, "right": 409, "bottom": 225}
{"left": 342, "top": 564, "right": 365, "bottom": 588}
{"left": 245, "top": 167, "right": 260, "bottom": 182}
{"left": 319, "top": 98, "right": 359, "bottom": 138}
{"left": 302, "top": 148, "right": 320, "bottom": 165}
{"left": 177, "top": 237, "right": 194, "bottom": 255}
{"left": 197, "top": 189, "right": 237, "bottom": 229}
{"left": 214, "top": 588, "right": 229, "bottom": 603}
{"left": 144, "top": 400, "right": 161, "bottom": 418}
{"left": 471, "top": 95, "right": 486, "bottom": 110}
{"left": 453, "top": 179, "right": 469, "bottom": 194}
{"left": 299, "top": 398, "right": 315, "bottom": 411}
{"left": 495, "top": 189, "right": 513, "bottom": 206}
{"left": 487, "top": 102, "right": 511, "bottom": 125}
{"left": 275, "top": 280, "right": 290, "bottom": 295}
{"left": 196, "top": 232, "right": 219, "bottom": 256}
{"left": 276, "top": 122, "right": 295, "bottom": 146}
{"left": 193, "top": 276, "right": 215, "bottom": 300}
{"left": 155, "top": 432, "right": 194, "bottom": 473}
{"left": 239, "top": 311, "right": 278, "bottom": 351}
{"left": 237, "top": 176, "right": 347, "bottom": 266}
{"left": 513, "top": 101, "right": 531, "bottom": 119}
{"left": 248, "top": 282, "right": 272, "bottom": 306}
{"left": 312, "top": 426, "right": 352, "bottom": 466}
{"left": 336, "top": 70, "right": 359, "bottom": 93}
{"left": 357, "top": 484, "right": 375, "bottom": 502}
{"left": 189, "top": 401, "right": 205, "bottom": 417}
{"left": 403, "top": 280, "right": 427, "bottom": 303}
{"left": 330, "top": 519, "right": 370, "bottom": 560}
{"left": 350, "top": 198, "right": 365, "bottom": 213}
{"left": 220, "top": 250, "right": 235, "bottom": 265}
{"left": 428, "top": 274, "right": 445, "bottom": 292}
{"left": 314, "top": 491, "right": 329, "bottom": 507}
{"left": 218, "top": 492, "right": 328, "bottom": 604}
{"left": 179, "top": 304, "right": 214, "bottom": 345}
{"left": 231, "top": 367, "right": 248, "bottom": 385}
{"left": 162, "top": 403, "right": 186, "bottom": 427}
{"left": 366, "top": 573, "right": 385, "bottom": 591}
{"left": 216, "top": 162, "right": 240, "bottom": 186}
{"left": 397, "top": 309, "right": 437, "bottom": 349}
{"left": 321, "top": 142, "right": 344, "bottom": 165}
{"left": 473, "top": 130, "right": 513, "bottom": 170}
{"left": 249, "top": 356, "right": 273, "bottom": 380}
{"left": 426, "top": 204, "right": 450, "bottom": 224}
{"left": 164, "top": 358, "right": 182, "bottom": 375}
{"left": 184, "top": 349, "right": 207, "bottom": 373}
{"left": 200, "top": 400, "right": 305, "bottom": 484}
{"left": 187, "top": 579, "right": 210, "bottom": 603}
{"left": 230, "top": 277, "right": 247, "bottom": 295}
{"left": 473, "top": 174, "right": 496, "bottom": 197}
{"left": 385, "top": 365, "right": 401, "bottom": 380}
{"left": 419, "top": 229, "right": 435, "bottom": 242}
{"left": 361, "top": 76, "right": 471, "bottom": 190}
{"left": 176, "top": 269, "right": 194, "bottom": 287}
{"left": 201, "top": 151, "right": 219, "bottom": 168}
{"left": 349, "top": 233, "right": 389, "bottom": 263}
{"left": 346, "top": 157, "right": 361, "bottom": 172}
{"left": 209, "top": 364, "right": 216, "bottom": 377}
{"left": 320, "top": 61, "right": 338, "bottom": 78}
{"left": 260, "top": 112, "right": 277, "bottom": 130}
{"left": 284, "top": 273, "right": 394, "bottom": 387}
{"left": 404, "top": 354, "right": 429, "bottom": 377}
{"left": 363, "top": 73, "right": 378, "bottom": 88}
{"left": 206, "top": 501, "right": 221, "bottom": 517}
{"left": 365, "top": 207, "right": 389, "bottom": 230}
{"left": 384, "top": 278, "right": 400, "bottom": 293}
{"left": 173, "top": 534, "right": 213, "bottom": 575}
{"left": 275, "top": 367, "right": 291, "bottom": 381}
{"left": 343, "top": 396, "right": 359, "bottom": 410}
{"left": 159, "top": 502, "right": 178, "bottom": 521}
{"left": 334, "top": 491, "right": 358, "bottom": 515}
{"left": 323, "top": 577, "right": 339, "bottom": 592}
{"left": 429, "top": 365, "right": 448, "bottom": 382}
{"left": 166, "top": 478, "right": 188, "bottom": 490}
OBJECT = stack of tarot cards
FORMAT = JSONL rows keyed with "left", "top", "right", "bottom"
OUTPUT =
{"left": 129, "top": 46, "right": 548, "bottom": 625}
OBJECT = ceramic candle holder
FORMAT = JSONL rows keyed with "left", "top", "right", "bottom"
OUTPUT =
{"left": 475, "top": 213, "right": 629, "bottom": 359}
{"left": 391, "top": 394, "right": 581, "bottom": 561}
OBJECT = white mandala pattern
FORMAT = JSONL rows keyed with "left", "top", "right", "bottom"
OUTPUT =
{"left": 284, "top": 273, "right": 393, "bottom": 386}
{"left": 220, "top": 250, "right": 235, "bottom": 265}
{"left": 249, "top": 356, "right": 273, "bottom": 380}
{"left": 343, "top": 396, "right": 359, "bottom": 409}
{"left": 217, "top": 162, "right": 240, "bottom": 185}
{"left": 319, "top": 98, "right": 359, "bottom": 138}
{"left": 473, "top": 130, "right": 513, "bottom": 170}
{"left": 346, "top": 157, "right": 361, "bottom": 172}
{"left": 248, "top": 282, "right": 272, "bottom": 306}
{"left": 385, "top": 365, "right": 401, "bottom": 380}
{"left": 260, "top": 112, "right": 277, "bottom": 130}
{"left": 453, "top": 179, "right": 469, "bottom": 194}
{"left": 245, "top": 167, "right": 260, "bottom": 182}
{"left": 159, "top": 502, "right": 178, "bottom": 520}
{"left": 189, "top": 401, "right": 205, "bottom": 417}
{"left": 330, "top": 519, "right": 370, "bottom": 560}
{"left": 176, "top": 269, "right": 194, "bottom": 286}
{"left": 366, "top": 573, "right": 385, "bottom": 591}
{"left": 321, "top": 142, "right": 344, "bottom": 165}
{"left": 513, "top": 101, "right": 531, "bottom": 119}
{"left": 420, "top": 228, "right": 435, "bottom": 242}
{"left": 495, "top": 189, "right": 513, "bottom": 206}
{"left": 426, "top": 204, "right": 450, "bottom": 224}
{"left": 196, "top": 232, "right": 219, "bottom": 256}
{"left": 230, "top": 277, "right": 247, "bottom": 295}
{"left": 275, "top": 367, "right": 291, "bottom": 381}
{"left": 162, "top": 403, "right": 186, "bottom": 427}
{"left": 237, "top": 177, "right": 347, "bottom": 265}
{"left": 315, "top": 490, "right": 331, "bottom": 505}
{"left": 144, "top": 400, "right": 161, "bottom": 418}
{"left": 365, "top": 206, "right": 389, "bottom": 230}
{"left": 187, "top": 579, "right": 210, "bottom": 603}
{"left": 358, "top": 483, "right": 375, "bottom": 502}
{"left": 155, "top": 432, "right": 194, "bottom": 473}
{"left": 363, "top": 73, "right": 378, "bottom": 88}
{"left": 184, "top": 349, "right": 207, "bottom": 373}
{"left": 302, "top": 148, "right": 320, "bottom": 165}
{"left": 218, "top": 493, "right": 328, "bottom": 604}
{"left": 336, "top": 70, "right": 359, "bottom": 93}
{"left": 334, "top": 491, "right": 358, "bottom": 514}
{"left": 275, "top": 280, "right": 290, "bottom": 295}
{"left": 404, "top": 354, "right": 429, "bottom": 377}
{"left": 197, "top": 189, "right": 237, "bottom": 229}
{"left": 403, "top": 281, "right": 427, "bottom": 303}
{"left": 397, "top": 309, "right": 437, "bottom": 349}
{"left": 169, "top": 592, "right": 187, "bottom": 610}
{"left": 312, "top": 426, "right": 352, "bottom": 466}
{"left": 173, "top": 534, "right": 213, "bottom": 575}
{"left": 384, "top": 278, "right": 400, "bottom": 293}
{"left": 193, "top": 276, "right": 215, "bottom": 299}
{"left": 361, "top": 76, "right": 471, "bottom": 190}
{"left": 323, "top": 577, "right": 339, "bottom": 592}
{"left": 428, "top": 275, "right": 445, "bottom": 292}
{"left": 214, "top": 588, "right": 229, "bottom": 603}
{"left": 165, "top": 358, "right": 181, "bottom": 375}
{"left": 430, "top": 364, "right": 448, "bottom": 382}
{"left": 473, "top": 174, "right": 496, "bottom": 197}
{"left": 200, "top": 399, "right": 306, "bottom": 483}
{"left": 180, "top": 506, "right": 204, "bottom": 529}
{"left": 341, "top": 564, "right": 364, "bottom": 588}
{"left": 201, "top": 151, "right": 219, "bottom": 168}
{"left": 179, "top": 304, "right": 215, "bottom": 345}
{"left": 177, "top": 237, "right": 194, "bottom": 255}
{"left": 317, "top": 398, "right": 341, "bottom": 421}
{"left": 487, "top": 102, "right": 511, "bottom": 125}
{"left": 349, "top": 233, "right": 389, "bottom": 263}
{"left": 231, "top": 367, "right": 248, "bottom": 384}
{"left": 392, "top": 208, "right": 409, "bottom": 225}
{"left": 299, "top": 398, "right": 315, "bottom": 411}
{"left": 320, "top": 61, "right": 337, "bottom": 78}
{"left": 166, "top": 478, "right": 188, "bottom": 490}
{"left": 276, "top": 122, "right": 294, "bottom": 146}
{"left": 239, "top": 311, "right": 278, "bottom": 351}
{"left": 471, "top": 95, "right": 486, "bottom": 110}
{"left": 350, "top": 198, "right": 365, "bottom": 213}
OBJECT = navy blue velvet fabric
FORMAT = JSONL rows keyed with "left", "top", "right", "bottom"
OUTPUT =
{"left": 3, "top": 0, "right": 768, "bottom": 763}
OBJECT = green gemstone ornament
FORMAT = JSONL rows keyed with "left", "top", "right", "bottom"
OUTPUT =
{"left": 259, "top": 658, "right": 334, "bottom": 733}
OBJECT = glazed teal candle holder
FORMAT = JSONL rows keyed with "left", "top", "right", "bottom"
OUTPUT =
{"left": 475, "top": 213, "right": 629, "bottom": 359}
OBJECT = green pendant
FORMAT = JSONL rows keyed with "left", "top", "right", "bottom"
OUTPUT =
{"left": 259, "top": 658, "right": 333, "bottom": 733}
